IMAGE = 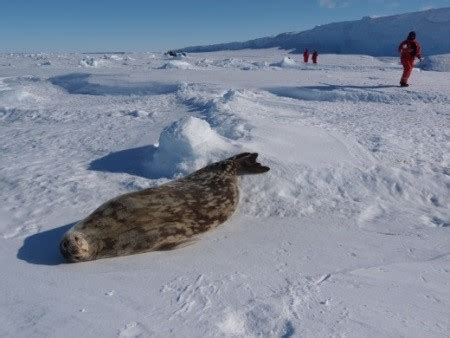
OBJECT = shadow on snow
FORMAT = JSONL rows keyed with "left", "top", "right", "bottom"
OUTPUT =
{"left": 268, "top": 83, "right": 398, "bottom": 95}
{"left": 49, "top": 73, "right": 179, "bottom": 96}
{"left": 267, "top": 83, "right": 400, "bottom": 102}
{"left": 88, "top": 145, "right": 159, "bottom": 179}
{"left": 17, "top": 222, "right": 75, "bottom": 266}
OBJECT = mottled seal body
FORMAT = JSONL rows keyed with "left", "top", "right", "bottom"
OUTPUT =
{"left": 60, "top": 153, "right": 269, "bottom": 262}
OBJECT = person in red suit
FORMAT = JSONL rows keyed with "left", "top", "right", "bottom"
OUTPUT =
{"left": 312, "top": 50, "right": 318, "bottom": 64}
{"left": 303, "top": 49, "right": 309, "bottom": 63}
{"left": 398, "top": 31, "right": 422, "bottom": 87}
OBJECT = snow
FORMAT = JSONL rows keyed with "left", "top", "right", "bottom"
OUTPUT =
{"left": 80, "top": 57, "right": 100, "bottom": 67}
{"left": 159, "top": 60, "right": 196, "bottom": 70}
{"left": 183, "top": 7, "right": 450, "bottom": 57}
{"left": 1, "top": 49, "right": 450, "bottom": 337}
{"left": 270, "top": 56, "right": 299, "bottom": 68}
{"left": 419, "top": 54, "right": 450, "bottom": 72}
{"left": 148, "top": 116, "right": 237, "bottom": 178}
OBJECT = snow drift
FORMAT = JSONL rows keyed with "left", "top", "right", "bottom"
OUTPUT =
{"left": 418, "top": 54, "right": 450, "bottom": 72}
{"left": 183, "top": 7, "right": 450, "bottom": 56}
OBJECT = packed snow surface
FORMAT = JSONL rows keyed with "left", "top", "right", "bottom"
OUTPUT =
{"left": 1, "top": 50, "right": 449, "bottom": 337}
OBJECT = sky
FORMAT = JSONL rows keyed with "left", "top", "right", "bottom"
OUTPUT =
{"left": 0, "top": 0, "right": 449, "bottom": 52}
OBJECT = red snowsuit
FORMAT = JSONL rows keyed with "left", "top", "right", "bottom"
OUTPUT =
{"left": 398, "top": 39, "right": 421, "bottom": 85}
{"left": 303, "top": 49, "right": 309, "bottom": 63}
{"left": 312, "top": 51, "right": 318, "bottom": 64}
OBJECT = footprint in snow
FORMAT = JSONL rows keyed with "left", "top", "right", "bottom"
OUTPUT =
{"left": 118, "top": 322, "right": 150, "bottom": 338}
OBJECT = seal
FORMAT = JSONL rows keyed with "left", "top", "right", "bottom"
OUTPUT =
{"left": 60, "top": 152, "right": 269, "bottom": 262}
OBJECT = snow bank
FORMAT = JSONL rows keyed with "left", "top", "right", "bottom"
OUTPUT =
{"left": 147, "top": 116, "right": 237, "bottom": 177}
{"left": 160, "top": 60, "right": 195, "bottom": 70}
{"left": 419, "top": 54, "right": 450, "bottom": 72}
{"left": 183, "top": 7, "right": 450, "bottom": 57}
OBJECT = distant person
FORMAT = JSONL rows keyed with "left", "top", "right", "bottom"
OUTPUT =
{"left": 303, "top": 49, "right": 310, "bottom": 63}
{"left": 312, "top": 50, "right": 318, "bottom": 64}
{"left": 398, "top": 31, "right": 422, "bottom": 87}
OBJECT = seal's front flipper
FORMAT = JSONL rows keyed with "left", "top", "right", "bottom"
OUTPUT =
{"left": 233, "top": 152, "right": 270, "bottom": 175}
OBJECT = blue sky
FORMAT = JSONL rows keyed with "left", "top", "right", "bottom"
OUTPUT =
{"left": 0, "top": 0, "right": 448, "bottom": 52}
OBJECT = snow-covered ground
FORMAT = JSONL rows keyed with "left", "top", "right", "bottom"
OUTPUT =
{"left": 1, "top": 49, "right": 449, "bottom": 337}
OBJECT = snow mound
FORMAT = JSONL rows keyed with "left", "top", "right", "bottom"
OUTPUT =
{"left": 419, "top": 54, "right": 450, "bottom": 72}
{"left": 147, "top": 116, "right": 238, "bottom": 178}
{"left": 176, "top": 84, "right": 253, "bottom": 140}
{"left": 160, "top": 60, "right": 195, "bottom": 70}
{"left": 270, "top": 57, "right": 298, "bottom": 68}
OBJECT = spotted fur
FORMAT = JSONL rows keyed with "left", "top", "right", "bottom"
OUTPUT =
{"left": 60, "top": 152, "right": 269, "bottom": 262}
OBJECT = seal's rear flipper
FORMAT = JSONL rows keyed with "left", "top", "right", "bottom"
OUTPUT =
{"left": 233, "top": 152, "right": 270, "bottom": 175}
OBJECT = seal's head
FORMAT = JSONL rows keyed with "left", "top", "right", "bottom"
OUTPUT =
{"left": 60, "top": 231, "right": 97, "bottom": 263}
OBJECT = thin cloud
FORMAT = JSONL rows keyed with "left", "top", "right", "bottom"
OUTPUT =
{"left": 319, "top": 0, "right": 337, "bottom": 8}
{"left": 318, "top": 0, "right": 350, "bottom": 9}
